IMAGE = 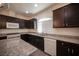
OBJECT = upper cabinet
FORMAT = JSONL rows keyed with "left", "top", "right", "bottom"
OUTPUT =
{"left": 53, "top": 3, "right": 79, "bottom": 28}
{"left": 53, "top": 7, "right": 65, "bottom": 28}
{"left": 24, "top": 18, "right": 37, "bottom": 29}
{"left": 0, "top": 15, "right": 6, "bottom": 29}
{"left": 0, "top": 14, "right": 37, "bottom": 29}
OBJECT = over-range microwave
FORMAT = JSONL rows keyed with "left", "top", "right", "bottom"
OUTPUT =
{"left": 6, "top": 22, "right": 19, "bottom": 28}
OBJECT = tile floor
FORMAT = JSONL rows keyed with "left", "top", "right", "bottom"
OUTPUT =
{"left": 0, "top": 37, "right": 49, "bottom": 56}
{"left": 29, "top": 49, "right": 49, "bottom": 56}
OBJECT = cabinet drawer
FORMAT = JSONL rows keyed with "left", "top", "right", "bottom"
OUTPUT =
{"left": 57, "top": 40, "right": 71, "bottom": 47}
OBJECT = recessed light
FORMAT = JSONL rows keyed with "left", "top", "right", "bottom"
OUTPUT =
{"left": 26, "top": 11, "right": 29, "bottom": 14}
{"left": 34, "top": 4, "right": 38, "bottom": 7}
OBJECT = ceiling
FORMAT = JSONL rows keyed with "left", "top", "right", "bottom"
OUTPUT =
{"left": 8, "top": 3, "right": 53, "bottom": 16}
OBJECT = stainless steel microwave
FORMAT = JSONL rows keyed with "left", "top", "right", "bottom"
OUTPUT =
{"left": 6, "top": 22, "right": 19, "bottom": 28}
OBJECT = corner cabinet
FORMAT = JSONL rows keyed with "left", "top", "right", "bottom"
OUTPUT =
{"left": 24, "top": 18, "right": 37, "bottom": 29}
{"left": 53, "top": 3, "right": 79, "bottom": 28}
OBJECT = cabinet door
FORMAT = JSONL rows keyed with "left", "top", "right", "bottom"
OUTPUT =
{"left": 21, "top": 34, "right": 44, "bottom": 51}
{"left": 19, "top": 19, "right": 25, "bottom": 29}
{"left": 57, "top": 40, "right": 79, "bottom": 56}
{"left": 30, "top": 35, "right": 44, "bottom": 51}
{"left": 21, "top": 34, "right": 30, "bottom": 42}
{"left": 70, "top": 44, "right": 79, "bottom": 56}
{"left": 64, "top": 3, "right": 79, "bottom": 27}
{"left": 36, "top": 36, "right": 44, "bottom": 51}
{"left": 44, "top": 38, "right": 56, "bottom": 55}
{"left": 53, "top": 7, "right": 65, "bottom": 28}
{"left": 0, "top": 21, "right": 6, "bottom": 29}
{"left": 0, "top": 15, "right": 6, "bottom": 29}
{"left": 57, "top": 40, "right": 71, "bottom": 56}
{"left": 24, "top": 20, "right": 30, "bottom": 29}
{"left": 24, "top": 20, "right": 34, "bottom": 29}
{"left": 5, "top": 15, "right": 18, "bottom": 23}
{"left": 29, "top": 18, "right": 37, "bottom": 29}
{"left": 30, "top": 20, "right": 34, "bottom": 29}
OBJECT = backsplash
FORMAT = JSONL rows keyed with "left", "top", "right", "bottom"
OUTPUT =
{"left": 52, "top": 28, "right": 79, "bottom": 36}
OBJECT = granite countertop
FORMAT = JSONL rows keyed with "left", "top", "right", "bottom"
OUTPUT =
{"left": 21, "top": 32, "right": 79, "bottom": 39}
{"left": 0, "top": 32, "right": 79, "bottom": 44}
{"left": 0, "top": 32, "right": 79, "bottom": 39}
{"left": 21, "top": 32, "right": 79, "bottom": 44}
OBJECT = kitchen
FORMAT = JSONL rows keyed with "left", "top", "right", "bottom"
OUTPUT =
{"left": 0, "top": 3, "right": 79, "bottom": 56}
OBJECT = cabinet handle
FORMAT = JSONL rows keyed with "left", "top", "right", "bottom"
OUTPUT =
{"left": 72, "top": 49, "right": 74, "bottom": 54}
{"left": 61, "top": 42, "right": 64, "bottom": 46}
{"left": 66, "top": 24, "right": 68, "bottom": 26}
{"left": 68, "top": 48, "right": 70, "bottom": 53}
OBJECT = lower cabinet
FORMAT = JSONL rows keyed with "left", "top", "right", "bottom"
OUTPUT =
{"left": 57, "top": 40, "right": 79, "bottom": 56}
{"left": 21, "top": 34, "right": 79, "bottom": 56}
{"left": 44, "top": 38, "right": 79, "bottom": 56}
{"left": 21, "top": 34, "right": 44, "bottom": 51}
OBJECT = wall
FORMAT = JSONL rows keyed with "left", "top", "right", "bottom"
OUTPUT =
{"left": 35, "top": 3, "right": 79, "bottom": 36}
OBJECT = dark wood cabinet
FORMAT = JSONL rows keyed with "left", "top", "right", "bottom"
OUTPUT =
{"left": 0, "top": 15, "right": 6, "bottom": 29}
{"left": 53, "top": 7, "right": 65, "bottom": 28}
{"left": 6, "top": 16, "right": 24, "bottom": 29}
{"left": 33, "top": 36, "right": 44, "bottom": 51}
{"left": 19, "top": 19, "right": 25, "bottom": 29}
{"left": 29, "top": 20, "right": 34, "bottom": 29}
{"left": 64, "top": 3, "right": 79, "bottom": 27}
{"left": 24, "top": 18, "right": 37, "bottom": 29}
{"left": 0, "top": 14, "right": 20, "bottom": 29}
{"left": 57, "top": 40, "right": 79, "bottom": 56}
{"left": 30, "top": 18, "right": 37, "bottom": 29}
{"left": 24, "top": 20, "right": 31, "bottom": 29}
{"left": 0, "top": 36, "right": 7, "bottom": 40}
{"left": 0, "top": 14, "right": 37, "bottom": 29}
{"left": 0, "top": 21, "right": 6, "bottom": 29}
{"left": 21, "top": 34, "right": 44, "bottom": 51}
{"left": 53, "top": 3, "right": 79, "bottom": 28}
